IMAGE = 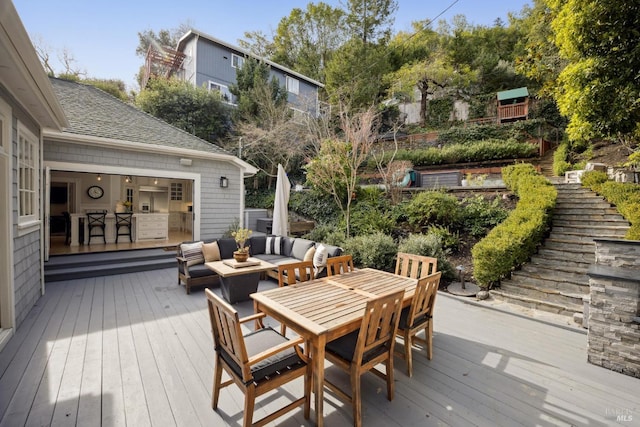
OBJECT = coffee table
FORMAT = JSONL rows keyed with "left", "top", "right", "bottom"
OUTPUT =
{"left": 205, "top": 257, "right": 276, "bottom": 303}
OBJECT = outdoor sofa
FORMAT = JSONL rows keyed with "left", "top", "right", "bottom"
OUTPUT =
{"left": 176, "top": 235, "right": 342, "bottom": 294}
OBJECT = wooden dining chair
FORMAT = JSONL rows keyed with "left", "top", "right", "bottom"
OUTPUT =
{"left": 323, "top": 290, "right": 404, "bottom": 427}
{"left": 395, "top": 271, "right": 441, "bottom": 377}
{"left": 277, "top": 260, "right": 314, "bottom": 336}
{"left": 205, "top": 289, "right": 311, "bottom": 427}
{"left": 277, "top": 260, "right": 315, "bottom": 287}
{"left": 394, "top": 252, "right": 438, "bottom": 279}
{"left": 326, "top": 254, "right": 355, "bottom": 276}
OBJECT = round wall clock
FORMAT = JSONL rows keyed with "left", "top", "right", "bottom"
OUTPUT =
{"left": 87, "top": 185, "right": 104, "bottom": 199}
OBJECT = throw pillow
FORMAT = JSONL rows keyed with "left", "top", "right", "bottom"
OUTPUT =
{"left": 181, "top": 241, "right": 204, "bottom": 266}
{"left": 265, "top": 236, "right": 283, "bottom": 255}
{"left": 303, "top": 246, "right": 316, "bottom": 262}
{"left": 202, "top": 241, "right": 221, "bottom": 262}
{"left": 313, "top": 244, "right": 328, "bottom": 273}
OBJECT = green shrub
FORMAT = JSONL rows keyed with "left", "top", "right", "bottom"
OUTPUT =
{"left": 581, "top": 175, "right": 640, "bottom": 240}
{"left": 303, "top": 223, "right": 346, "bottom": 247}
{"left": 342, "top": 232, "right": 398, "bottom": 272}
{"left": 472, "top": 164, "right": 557, "bottom": 287}
{"left": 346, "top": 203, "right": 395, "bottom": 236}
{"left": 245, "top": 188, "right": 274, "bottom": 209}
{"left": 289, "top": 189, "right": 340, "bottom": 224}
{"left": 406, "top": 191, "right": 462, "bottom": 231}
{"left": 426, "top": 225, "right": 460, "bottom": 253}
{"left": 397, "top": 233, "right": 454, "bottom": 280}
{"left": 461, "top": 195, "right": 509, "bottom": 238}
{"left": 368, "top": 139, "right": 538, "bottom": 169}
{"left": 580, "top": 171, "right": 608, "bottom": 187}
{"left": 553, "top": 142, "right": 572, "bottom": 176}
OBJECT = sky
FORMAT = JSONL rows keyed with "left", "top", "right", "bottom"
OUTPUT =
{"left": 13, "top": 0, "right": 531, "bottom": 91}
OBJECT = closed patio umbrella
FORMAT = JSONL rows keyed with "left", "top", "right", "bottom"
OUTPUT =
{"left": 271, "top": 164, "right": 291, "bottom": 236}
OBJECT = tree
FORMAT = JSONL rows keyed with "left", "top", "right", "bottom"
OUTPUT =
{"left": 136, "top": 78, "right": 232, "bottom": 142}
{"left": 514, "top": 0, "right": 566, "bottom": 95}
{"left": 325, "top": 38, "right": 391, "bottom": 110}
{"left": 135, "top": 22, "right": 193, "bottom": 87}
{"left": 385, "top": 23, "right": 477, "bottom": 126}
{"left": 548, "top": 0, "right": 640, "bottom": 144}
{"left": 305, "top": 107, "right": 378, "bottom": 236}
{"left": 270, "top": 2, "right": 347, "bottom": 82}
{"left": 230, "top": 58, "right": 310, "bottom": 181}
{"left": 345, "top": 0, "right": 398, "bottom": 44}
{"left": 238, "top": 30, "right": 275, "bottom": 58}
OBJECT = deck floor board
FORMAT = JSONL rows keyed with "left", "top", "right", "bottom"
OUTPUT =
{"left": 1, "top": 267, "right": 638, "bottom": 427}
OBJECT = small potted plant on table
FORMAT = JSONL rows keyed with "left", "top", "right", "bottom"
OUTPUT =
{"left": 231, "top": 228, "right": 252, "bottom": 262}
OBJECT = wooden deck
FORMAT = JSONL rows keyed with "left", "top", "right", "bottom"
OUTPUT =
{"left": 0, "top": 268, "right": 638, "bottom": 427}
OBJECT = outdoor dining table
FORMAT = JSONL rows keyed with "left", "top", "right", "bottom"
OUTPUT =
{"left": 250, "top": 268, "right": 418, "bottom": 427}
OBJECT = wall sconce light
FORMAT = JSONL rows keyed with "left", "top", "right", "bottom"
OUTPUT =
{"left": 125, "top": 175, "right": 131, "bottom": 183}
{"left": 219, "top": 176, "right": 228, "bottom": 188}
{"left": 97, "top": 174, "right": 102, "bottom": 181}
{"left": 154, "top": 178, "right": 158, "bottom": 185}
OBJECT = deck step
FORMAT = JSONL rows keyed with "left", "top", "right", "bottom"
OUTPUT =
{"left": 44, "top": 248, "right": 176, "bottom": 282}
{"left": 489, "top": 289, "right": 584, "bottom": 316}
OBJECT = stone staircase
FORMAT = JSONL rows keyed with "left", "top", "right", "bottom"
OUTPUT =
{"left": 490, "top": 183, "right": 630, "bottom": 324}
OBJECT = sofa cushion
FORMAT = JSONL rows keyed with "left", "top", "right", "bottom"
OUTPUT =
{"left": 253, "top": 254, "right": 291, "bottom": 264}
{"left": 249, "top": 235, "right": 266, "bottom": 255}
{"left": 186, "top": 263, "right": 216, "bottom": 278}
{"left": 266, "top": 236, "right": 284, "bottom": 255}
{"left": 303, "top": 246, "right": 316, "bottom": 262}
{"left": 291, "top": 238, "right": 315, "bottom": 260}
{"left": 181, "top": 241, "right": 204, "bottom": 266}
{"left": 313, "top": 244, "right": 328, "bottom": 270}
{"left": 282, "top": 237, "right": 295, "bottom": 257}
{"left": 324, "top": 244, "right": 343, "bottom": 258}
{"left": 202, "top": 241, "right": 221, "bottom": 262}
{"left": 217, "top": 238, "right": 238, "bottom": 259}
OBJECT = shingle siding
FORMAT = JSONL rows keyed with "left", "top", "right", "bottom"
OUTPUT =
{"left": 10, "top": 111, "right": 43, "bottom": 328}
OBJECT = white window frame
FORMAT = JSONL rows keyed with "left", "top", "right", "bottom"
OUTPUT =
{"left": 17, "top": 122, "right": 40, "bottom": 232}
{"left": 286, "top": 76, "right": 299, "bottom": 95}
{"left": 208, "top": 81, "right": 235, "bottom": 105}
{"left": 231, "top": 54, "right": 244, "bottom": 69}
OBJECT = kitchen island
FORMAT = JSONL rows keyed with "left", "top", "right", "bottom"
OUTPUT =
{"left": 69, "top": 212, "right": 169, "bottom": 245}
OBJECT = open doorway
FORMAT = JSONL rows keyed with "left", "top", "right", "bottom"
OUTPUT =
{"left": 49, "top": 181, "right": 75, "bottom": 247}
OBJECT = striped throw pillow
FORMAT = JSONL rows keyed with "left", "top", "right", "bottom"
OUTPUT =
{"left": 181, "top": 241, "right": 204, "bottom": 266}
{"left": 265, "top": 236, "right": 282, "bottom": 255}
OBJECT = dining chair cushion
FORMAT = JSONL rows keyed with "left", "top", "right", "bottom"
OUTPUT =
{"left": 291, "top": 238, "right": 315, "bottom": 260}
{"left": 326, "top": 330, "right": 389, "bottom": 363}
{"left": 180, "top": 241, "right": 204, "bottom": 266}
{"left": 398, "top": 306, "right": 430, "bottom": 329}
{"left": 219, "top": 327, "right": 304, "bottom": 382}
{"left": 202, "top": 241, "right": 221, "bottom": 262}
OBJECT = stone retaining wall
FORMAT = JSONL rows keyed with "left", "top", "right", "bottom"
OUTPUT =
{"left": 587, "top": 239, "right": 640, "bottom": 378}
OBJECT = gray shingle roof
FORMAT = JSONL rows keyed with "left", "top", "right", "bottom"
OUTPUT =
{"left": 49, "top": 77, "right": 231, "bottom": 156}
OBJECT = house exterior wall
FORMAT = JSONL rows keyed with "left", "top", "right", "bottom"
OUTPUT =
{"left": 43, "top": 140, "right": 244, "bottom": 239}
{"left": 187, "top": 36, "right": 319, "bottom": 115}
{"left": 8, "top": 94, "right": 44, "bottom": 328}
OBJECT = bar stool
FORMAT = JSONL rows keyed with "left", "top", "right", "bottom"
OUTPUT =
{"left": 86, "top": 211, "right": 107, "bottom": 244}
{"left": 62, "top": 211, "right": 72, "bottom": 245}
{"left": 115, "top": 212, "right": 133, "bottom": 243}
